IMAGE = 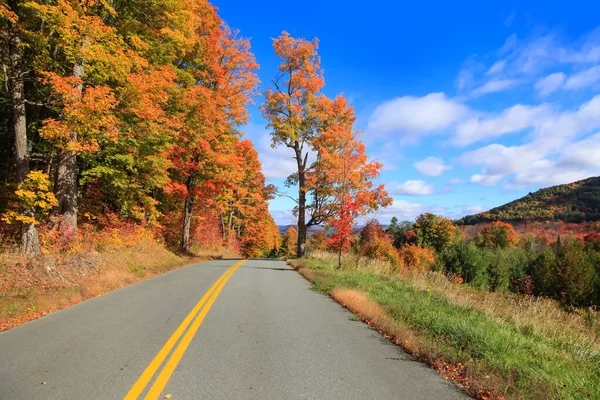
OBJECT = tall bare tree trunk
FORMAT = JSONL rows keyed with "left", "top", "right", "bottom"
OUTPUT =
{"left": 295, "top": 143, "right": 307, "bottom": 258}
{"left": 56, "top": 52, "right": 84, "bottom": 238}
{"left": 181, "top": 170, "right": 198, "bottom": 253}
{"left": 8, "top": 21, "right": 40, "bottom": 256}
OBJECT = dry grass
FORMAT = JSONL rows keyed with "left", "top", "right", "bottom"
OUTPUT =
{"left": 310, "top": 249, "right": 600, "bottom": 346}
{"left": 292, "top": 251, "right": 600, "bottom": 399}
{"left": 0, "top": 237, "right": 237, "bottom": 332}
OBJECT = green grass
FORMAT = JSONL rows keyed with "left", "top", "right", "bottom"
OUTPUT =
{"left": 299, "top": 257, "right": 600, "bottom": 399}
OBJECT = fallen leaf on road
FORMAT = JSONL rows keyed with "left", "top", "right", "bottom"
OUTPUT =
{"left": 164, "top": 394, "right": 172, "bottom": 399}
{"left": 41, "top": 382, "right": 46, "bottom": 385}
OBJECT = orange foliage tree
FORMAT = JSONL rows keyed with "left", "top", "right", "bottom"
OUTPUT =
{"left": 312, "top": 97, "right": 391, "bottom": 268}
{"left": 262, "top": 32, "right": 325, "bottom": 258}
{"left": 476, "top": 221, "right": 518, "bottom": 249}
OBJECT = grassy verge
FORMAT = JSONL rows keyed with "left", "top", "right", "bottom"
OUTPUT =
{"left": 0, "top": 241, "right": 235, "bottom": 332}
{"left": 289, "top": 252, "right": 600, "bottom": 400}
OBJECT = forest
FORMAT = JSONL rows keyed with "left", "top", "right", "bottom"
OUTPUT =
{"left": 458, "top": 176, "right": 600, "bottom": 225}
{"left": 0, "top": 0, "right": 279, "bottom": 258}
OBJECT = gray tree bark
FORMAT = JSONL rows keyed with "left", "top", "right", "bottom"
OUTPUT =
{"left": 55, "top": 51, "right": 84, "bottom": 238}
{"left": 8, "top": 20, "right": 40, "bottom": 256}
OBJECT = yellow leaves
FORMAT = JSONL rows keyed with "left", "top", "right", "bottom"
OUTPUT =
{"left": 3, "top": 171, "right": 57, "bottom": 225}
{"left": 164, "top": 394, "right": 172, "bottom": 399}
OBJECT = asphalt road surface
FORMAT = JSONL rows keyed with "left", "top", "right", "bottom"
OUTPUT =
{"left": 0, "top": 259, "right": 467, "bottom": 399}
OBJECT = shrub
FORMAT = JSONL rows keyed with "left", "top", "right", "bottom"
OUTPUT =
{"left": 475, "top": 221, "right": 518, "bottom": 249}
{"left": 308, "top": 230, "right": 327, "bottom": 251}
{"left": 362, "top": 239, "right": 401, "bottom": 268}
{"left": 531, "top": 238, "right": 596, "bottom": 306}
{"left": 397, "top": 245, "right": 435, "bottom": 272}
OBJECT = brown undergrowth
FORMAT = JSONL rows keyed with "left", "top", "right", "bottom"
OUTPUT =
{"left": 0, "top": 239, "right": 235, "bottom": 332}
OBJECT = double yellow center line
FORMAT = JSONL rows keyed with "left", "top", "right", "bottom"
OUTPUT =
{"left": 124, "top": 260, "right": 246, "bottom": 400}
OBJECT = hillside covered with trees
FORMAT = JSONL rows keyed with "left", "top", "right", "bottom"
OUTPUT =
{"left": 458, "top": 177, "right": 600, "bottom": 225}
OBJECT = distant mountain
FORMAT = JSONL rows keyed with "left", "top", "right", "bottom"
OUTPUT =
{"left": 457, "top": 177, "right": 600, "bottom": 225}
{"left": 277, "top": 225, "right": 324, "bottom": 236}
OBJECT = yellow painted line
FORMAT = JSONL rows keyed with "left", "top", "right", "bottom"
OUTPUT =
{"left": 124, "top": 260, "right": 245, "bottom": 400}
{"left": 144, "top": 260, "right": 245, "bottom": 399}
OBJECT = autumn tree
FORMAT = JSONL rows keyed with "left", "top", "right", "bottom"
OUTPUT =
{"left": 166, "top": 13, "right": 258, "bottom": 252}
{"left": 313, "top": 97, "right": 391, "bottom": 268}
{"left": 308, "top": 230, "right": 327, "bottom": 251}
{"left": 0, "top": 2, "right": 43, "bottom": 255}
{"left": 413, "top": 213, "right": 459, "bottom": 253}
{"left": 29, "top": 0, "right": 137, "bottom": 238}
{"left": 476, "top": 221, "right": 518, "bottom": 249}
{"left": 282, "top": 226, "right": 298, "bottom": 256}
{"left": 262, "top": 32, "right": 325, "bottom": 258}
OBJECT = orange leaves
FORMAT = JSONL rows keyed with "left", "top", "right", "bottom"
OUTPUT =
{"left": 40, "top": 73, "right": 118, "bottom": 153}
{"left": 262, "top": 32, "right": 324, "bottom": 146}
{"left": 476, "top": 221, "right": 518, "bottom": 249}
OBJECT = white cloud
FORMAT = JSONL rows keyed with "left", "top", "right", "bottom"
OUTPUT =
{"left": 462, "top": 205, "right": 487, "bottom": 215}
{"left": 453, "top": 104, "right": 550, "bottom": 146}
{"left": 367, "top": 93, "right": 469, "bottom": 143}
{"left": 535, "top": 72, "right": 566, "bottom": 96}
{"left": 564, "top": 65, "right": 600, "bottom": 90}
{"left": 560, "top": 132, "right": 600, "bottom": 168}
{"left": 470, "top": 174, "right": 504, "bottom": 187}
{"left": 508, "top": 159, "right": 593, "bottom": 189}
{"left": 371, "top": 199, "right": 426, "bottom": 222}
{"left": 258, "top": 136, "right": 298, "bottom": 179}
{"left": 449, "top": 178, "right": 464, "bottom": 184}
{"left": 390, "top": 180, "right": 435, "bottom": 196}
{"left": 469, "top": 79, "right": 520, "bottom": 97}
{"left": 414, "top": 156, "right": 452, "bottom": 176}
{"left": 486, "top": 60, "right": 506, "bottom": 75}
{"left": 452, "top": 94, "right": 600, "bottom": 148}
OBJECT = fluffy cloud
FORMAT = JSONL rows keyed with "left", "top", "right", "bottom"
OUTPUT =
{"left": 469, "top": 174, "right": 504, "bottom": 187}
{"left": 257, "top": 135, "right": 298, "bottom": 180}
{"left": 414, "top": 156, "right": 452, "bottom": 176}
{"left": 367, "top": 93, "right": 468, "bottom": 143}
{"left": 453, "top": 104, "right": 550, "bottom": 146}
{"left": 390, "top": 180, "right": 435, "bottom": 196}
{"left": 370, "top": 199, "right": 431, "bottom": 222}
{"left": 462, "top": 132, "right": 600, "bottom": 189}
{"left": 535, "top": 72, "right": 566, "bottom": 96}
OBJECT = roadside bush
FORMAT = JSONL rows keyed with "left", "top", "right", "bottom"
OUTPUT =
{"left": 487, "top": 247, "right": 528, "bottom": 292}
{"left": 362, "top": 239, "right": 401, "bottom": 268}
{"left": 397, "top": 245, "right": 435, "bottom": 272}
{"left": 309, "top": 230, "right": 327, "bottom": 251}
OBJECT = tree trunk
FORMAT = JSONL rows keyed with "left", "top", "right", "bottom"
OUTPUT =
{"left": 295, "top": 144, "right": 307, "bottom": 258}
{"left": 220, "top": 213, "right": 226, "bottom": 240}
{"left": 338, "top": 241, "right": 343, "bottom": 269}
{"left": 56, "top": 45, "right": 85, "bottom": 239}
{"left": 181, "top": 170, "right": 198, "bottom": 253}
{"left": 8, "top": 22, "right": 40, "bottom": 257}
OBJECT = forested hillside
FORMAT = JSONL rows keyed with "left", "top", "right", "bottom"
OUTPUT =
{"left": 458, "top": 177, "right": 600, "bottom": 225}
{"left": 0, "top": 0, "right": 280, "bottom": 257}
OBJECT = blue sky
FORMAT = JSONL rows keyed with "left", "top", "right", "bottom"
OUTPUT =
{"left": 213, "top": 0, "right": 600, "bottom": 225}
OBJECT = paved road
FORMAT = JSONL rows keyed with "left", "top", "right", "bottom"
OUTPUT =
{"left": 0, "top": 259, "right": 466, "bottom": 399}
